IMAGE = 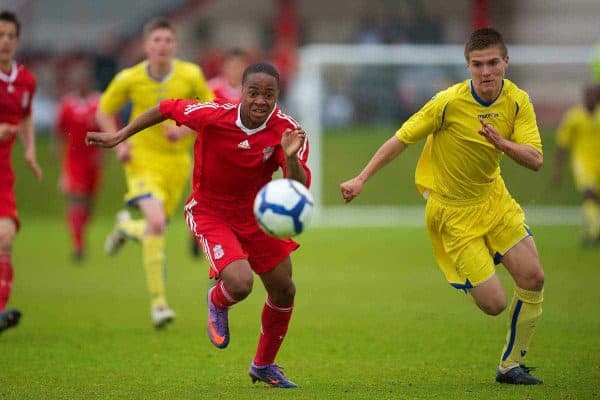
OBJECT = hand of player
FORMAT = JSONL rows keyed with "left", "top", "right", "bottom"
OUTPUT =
{"left": 164, "top": 125, "right": 192, "bottom": 142}
{"left": 114, "top": 142, "right": 131, "bottom": 164}
{"left": 0, "top": 123, "right": 19, "bottom": 142}
{"left": 281, "top": 128, "right": 306, "bottom": 158}
{"left": 24, "top": 148, "right": 42, "bottom": 181}
{"left": 478, "top": 119, "right": 507, "bottom": 150}
{"left": 340, "top": 176, "right": 364, "bottom": 203}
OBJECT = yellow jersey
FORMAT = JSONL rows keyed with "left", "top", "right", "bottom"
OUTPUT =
{"left": 99, "top": 59, "right": 214, "bottom": 155}
{"left": 555, "top": 105, "right": 600, "bottom": 165}
{"left": 396, "top": 79, "right": 542, "bottom": 202}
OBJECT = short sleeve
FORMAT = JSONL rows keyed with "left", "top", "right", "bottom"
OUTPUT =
{"left": 99, "top": 71, "right": 130, "bottom": 115}
{"left": 159, "top": 99, "right": 213, "bottom": 131}
{"left": 395, "top": 91, "right": 448, "bottom": 144}
{"left": 192, "top": 66, "right": 215, "bottom": 103}
{"left": 511, "top": 94, "right": 542, "bottom": 154}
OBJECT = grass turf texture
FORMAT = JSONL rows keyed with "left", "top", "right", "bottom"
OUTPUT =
{"left": 1, "top": 220, "right": 599, "bottom": 399}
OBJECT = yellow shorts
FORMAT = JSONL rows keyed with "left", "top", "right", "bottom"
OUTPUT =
{"left": 425, "top": 179, "right": 531, "bottom": 291}
{"left": 123, "top": 149, "right": 191, "bottom": 218}
{"left": 572, "top": 159, "right": 600, "bottom": 192}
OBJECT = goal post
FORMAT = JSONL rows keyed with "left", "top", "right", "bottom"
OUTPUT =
{"left": 288, "top": 44, "right": 594, "bottom": 226}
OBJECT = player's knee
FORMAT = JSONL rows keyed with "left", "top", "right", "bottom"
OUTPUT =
{"left": 479, "top": 298, "right": 506, "bottom": 315}
{"left": 227, "top": 274, "right": 254, "bottom": 301}
{"left": 145, "top": 217, "right": 166, "bottom": 235}
{"left": 270, "top": 280, "right": 296, "bottom": 305}
{"left": 0, "top": 228, "right": 15, "bottom": 253}
{"left": 527, "top": 267, "right": 545, "bottom": 291}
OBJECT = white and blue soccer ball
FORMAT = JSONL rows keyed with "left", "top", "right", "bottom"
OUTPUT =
{"left": 253, "top": 178, "right": 314, "bottom": 238}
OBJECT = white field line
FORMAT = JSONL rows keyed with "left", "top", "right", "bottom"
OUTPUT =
{"left": 314, "top": 206, "right": 580, "bottom": 227}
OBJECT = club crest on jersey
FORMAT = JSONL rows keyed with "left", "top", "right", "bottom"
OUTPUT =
{"left": 262, "top": 146, "right": 274, "bottom": 161}
{"left": 213, "top": 244, "right": 224, "bottom": 260}
{"left": 238, "top": 139, "right": 251, "bottom": 150}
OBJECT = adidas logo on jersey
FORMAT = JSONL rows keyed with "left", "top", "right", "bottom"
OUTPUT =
{"left": 238, "top": 139, "right": 251, "bottom": 150}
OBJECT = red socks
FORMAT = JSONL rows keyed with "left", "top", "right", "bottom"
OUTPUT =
{"left": 68, "top": 204, "right": 89, "bottom": 253}
{"left": 253, "top": 297, "right": 294, "bottom": 366}
{"left": 0, "top": 254, "right": 13, "bottom": 310}
{"left": 210, "top": 280, "right": 238, "bottom": 308}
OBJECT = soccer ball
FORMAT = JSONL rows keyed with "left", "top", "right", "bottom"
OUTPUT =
{"left": 253, "top": 179, "right": 314, "bottom": 238}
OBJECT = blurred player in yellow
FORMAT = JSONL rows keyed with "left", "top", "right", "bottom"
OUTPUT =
{"left": 553, "top": 85, "right": 600, "bottom": 246}
{"left": 341, "top": 28, "right": 545, "bottom": 385}
{"left": 96, "top": 17, "right": 213, "bottom": 328}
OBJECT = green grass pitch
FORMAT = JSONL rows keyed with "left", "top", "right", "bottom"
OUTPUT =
{"left": 2, "top": 130, "right": 597, "bottom": 398}
{"left": 1, "top": 220, "right": 598, "bottom": 399}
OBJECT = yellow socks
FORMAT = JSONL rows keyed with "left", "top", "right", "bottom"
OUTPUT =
{"left": 499, "top": 287, "right": 543, "bottom": 371}
{"left": 583, "top": 199, "right": 600, "bottom": 240}
{"left": 142, "top": 235, "right": 167, "bottom": 309}
{"left": 119, "top": 219, "right": 147, "bottom": 241}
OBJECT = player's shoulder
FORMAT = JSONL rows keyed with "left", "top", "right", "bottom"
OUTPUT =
{"left": 113, "top": 61, "right": 145, "bottom": 83}
{"left": 430, "top": 81, "right": 466, "bottom": 105}
{"left": 173, "top": 59, "right": 203, "bottom": 78}
{"left": 503, "top": 79, "right": 533, "bottom": 105}
{"left": 16, "top": 64, "right": 36, "bottom": 85}
{"left": 272, "top": 106, "right": 302, "bottom": 129}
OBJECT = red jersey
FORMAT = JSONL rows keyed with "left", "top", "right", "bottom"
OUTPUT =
{"left": 159, "top": 99, "right": 311, "bottom": 209}
{"left": 0, "top": 62, "right": 36, "bottom": 165}
{"left": 208, "top": 76, "right": 242, "bottom": 104}
{"left": 55, "top": 91, "right": 102, "bottom": 161}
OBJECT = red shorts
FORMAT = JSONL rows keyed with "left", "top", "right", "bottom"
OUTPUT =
{"left": 62, "top": 159, "right": 101, "bottom": 196}
{"left": 184, "top": 199, "right": 299, "bottom": 278}
{"left": 0, "top": 172, "right": 19, "bottom": 230}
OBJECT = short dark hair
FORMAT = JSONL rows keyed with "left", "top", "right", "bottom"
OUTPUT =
{"left": 0, "top": 11, "right": 20, "bottom": 37}
{"left": 242, "top": 62, "right": 280, "bottom": 88}
{"left": 464, "top": 28, "right": 507, "bottom": 61}
{"left": 142, "top": 17, "right": 174, "bottom": 39}
{"left": 224, "top": 47, "right": 248, "bottom": 61}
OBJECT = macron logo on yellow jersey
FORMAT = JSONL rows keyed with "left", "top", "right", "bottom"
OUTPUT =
{"left": 478, "top": 112, "right": 499, "bottom": 119}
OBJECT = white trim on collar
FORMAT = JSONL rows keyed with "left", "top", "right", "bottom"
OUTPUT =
{"left": 144, "top": 60, "right": 174, "bottom": 83}
{"left": 0, "top": 62, "right": 18, "bottom": 84}
{"left": 235, "top": 104, "right": 277, "bottom": 135}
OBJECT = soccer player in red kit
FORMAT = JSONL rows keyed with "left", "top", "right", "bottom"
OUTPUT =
{"left": 54, "top": 68, "right": 103, "bottom": 260}
{"left": 208, "top": 48, "right": 249, "bottom": 103}
{"left": 87, "top": 62, "right": 309, "bottom": 388}
{"left": 0, "top": 11, "right": 42, "bottom": 333}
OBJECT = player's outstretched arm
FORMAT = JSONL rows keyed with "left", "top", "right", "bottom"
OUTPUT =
{"left": 478, "top": 119, "right": 543, "bottom": 171}
{"left": 87, "top": 106, "right": 166, "bottom": 148}
{"left": 340, "top": 135, "right": 407, "bottom": 203}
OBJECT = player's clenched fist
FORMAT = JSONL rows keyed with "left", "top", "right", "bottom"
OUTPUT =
{"left": 340, "top": 177, "right": 364, "bottom": 203}
{"left": 86, "top": 131, "right": 125, "bottom": 148}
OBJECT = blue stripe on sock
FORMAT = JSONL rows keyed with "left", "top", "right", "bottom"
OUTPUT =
{"left": 502, "top": 299, "right": 523, "bottom": 361}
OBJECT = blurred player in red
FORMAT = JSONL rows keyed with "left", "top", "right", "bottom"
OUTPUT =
{"left": 0, "top": 11, "right": 42, "bottom": 333}
{"left": 208, "top": 48, "right": 249, "bottom": 103}
{"left": 54, "top": 67, "right": 103, "bottom": 261}
{"left": 87, "top": 62, "right": 309, "bottom": 388}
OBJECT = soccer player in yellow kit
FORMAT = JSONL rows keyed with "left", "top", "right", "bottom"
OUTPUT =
{"left": 341, "top": 28, "right": 545, "bottom": 385}
{"left": 96, "top": 18, "right": 213, "bottom": 328}
{"left": 553, "top": 85, "right": 600, "bottom": 246}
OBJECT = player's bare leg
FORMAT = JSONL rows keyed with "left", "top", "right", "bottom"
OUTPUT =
{"left": 496, "top": 236, "right": 545, "bottom": 384}
{"left": 0, "top": 218, "right": 20, "bottom": 334}
{"left": 249, "top": 257, "right": 297, "bottom": 388}
{"left": 207, "top": 260, "right": 253, "bottom": 348}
